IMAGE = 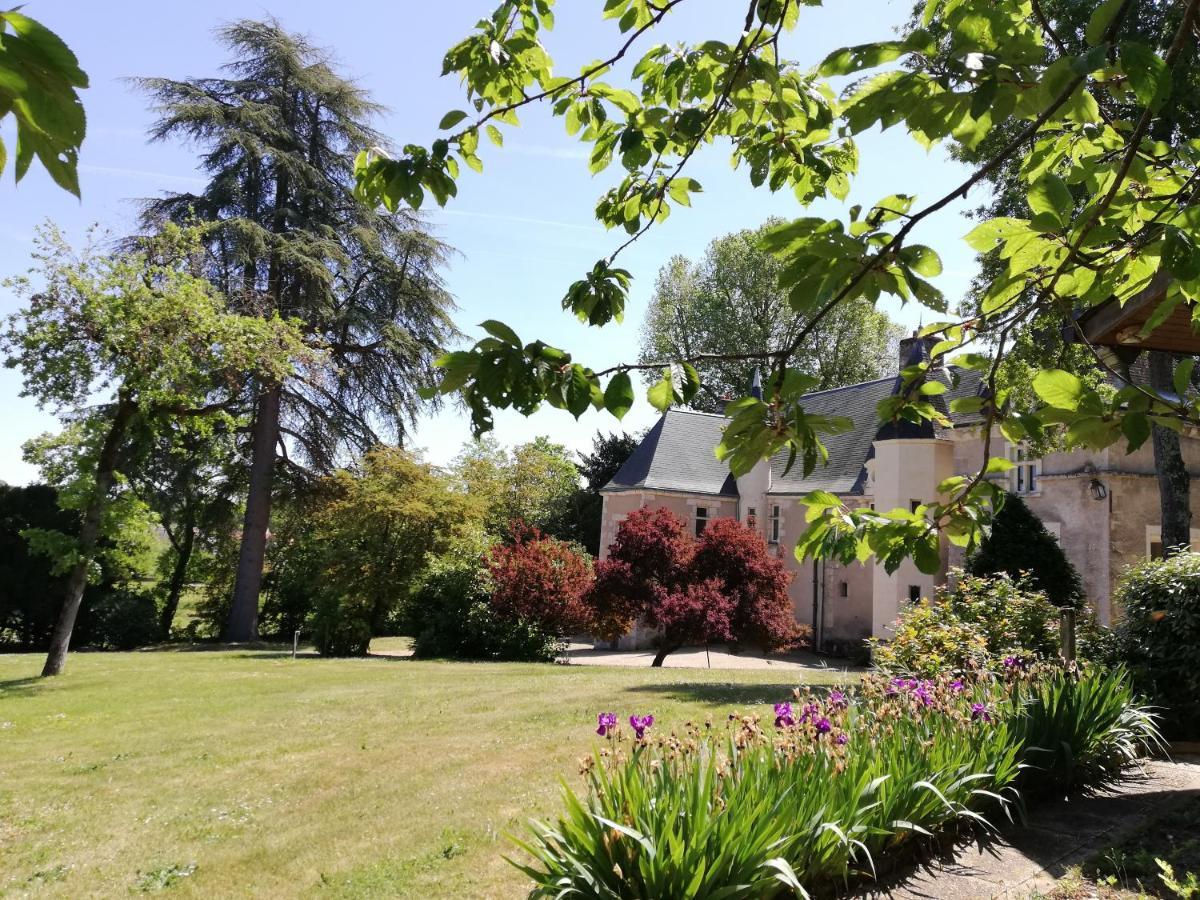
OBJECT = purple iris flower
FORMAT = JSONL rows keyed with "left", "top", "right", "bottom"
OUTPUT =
{"left": 970, "top": 702, "right": 992, "bottom": 723}
{"left": 950, "top": 679, "right": 965, "bottom": 693}
{"left": 814, "top": 717, "right": 832, "bottom": 734}
{"left": 774, "top": 702, "right": 796, "bottom": 728}
{"left": 828, "top": 690, "right": 848, "bottom": 710}
{"left": 629, "top": 714, "right": 655, "bottom": 739}
{"left": 913, "top": 683, "right": 934, "bottom": 707}
{"left": 835, "top": 733, "right": 849, "bottom": 745}
{"left": 596, "top": 712, "right": 617, "bottom": 737}
{"left": 1003, "top": 656, "right": 1025, "bottom": 670}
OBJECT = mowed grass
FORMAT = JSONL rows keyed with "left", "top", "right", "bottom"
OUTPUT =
{"left": 0, "top": 646, "right": 854, "bottom": 899}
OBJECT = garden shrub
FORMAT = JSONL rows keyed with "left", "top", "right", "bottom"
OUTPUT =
{"left": 588, "top": 507, "right": 796, "bottom": 665}
{"left": 871, "top": 570, "right": 1062, "bottom": 676}
{"left": 515, "top": 666, "right": 1159, "bottom": 898}
{"left": 0, "top": 483, "right": 159, "bottom": 650}
{"left": 1008, "top": 665, "right": 1162, "bottom": 792}
{"left": 76, "top": 587, "right": 161, "bottom": 650}
{"left": 966, "top": 491, "right": 1084, "bottom": 607}
{"left": 1114, "top": 552, "right": 1200, "bottom": 739}
{"left": 310, "top": 592, "right": 374, "bottom": 657}
{"left": 691, "top": 517, "right": 800, "bottom": 653}
{"left": 404, "top": 532, "right": 563, "bottom": 662}
{"left": 486, "top": 523, "right": 594, "bottom": 636}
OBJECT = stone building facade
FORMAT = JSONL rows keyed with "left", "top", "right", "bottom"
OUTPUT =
{"left": 599, "top": 337, "right": 1199, "bottom": 649}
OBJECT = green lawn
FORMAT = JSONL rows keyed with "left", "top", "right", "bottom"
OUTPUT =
{"left": 0, "top": 646, "right": 853, "bottom": 898}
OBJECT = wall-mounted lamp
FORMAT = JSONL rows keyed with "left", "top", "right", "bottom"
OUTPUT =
{"left": 1089, "top": 478, "right": 1108, "bottom": 501}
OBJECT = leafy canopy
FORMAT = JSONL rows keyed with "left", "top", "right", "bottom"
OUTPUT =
{"left": 356, "top": 0, "right": 1200, "bottom": 573}
{"left": 1, "top": 224, "right": 313, "bottom": 576}
{"left": 640, "top": 221, "right": 903, "bottom": 411}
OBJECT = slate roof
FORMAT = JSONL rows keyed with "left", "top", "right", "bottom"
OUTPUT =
{"left": 602, "top": 366, "right": 985, "bottom": 498}
{"left": 603, "top": 408, "right": 739, "bottom": 497}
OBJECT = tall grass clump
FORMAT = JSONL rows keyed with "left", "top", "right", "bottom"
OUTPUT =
{"left": 1006, "top": 664, "right": 1163, "bottom": 793}
{"left": 513, "top": 667, "right": 1159, "bottom": 899}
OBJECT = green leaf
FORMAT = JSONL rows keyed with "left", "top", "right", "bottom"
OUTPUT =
{"left": 900, "top": 245, "right": 942, "bottom": 277}
{"left": 984, "top": 456, "right": 1014, "bottom": 474}
{"left": 485, "top": 124, "right": 504, "bottom": 147}
{"left": 479, "top": 319, "right": 521, "bottom": 347}
{"left": 1164, "top": 227, "right": 1200, "bottom": 281}
{"left": 439, "top": 110, "right": 469, "bottom": 130}
{"left": 1027, "top": 174, "right": 1072, "bottom": 229}
{"left": 913, "top": 533, "right": 940, "bottom": 574}
{"left": 1121, "top": 411, "right": 1151, "bottom": 452}
{"left": 1174, "top": 358, "right": 1196, "bottom": 399}
{"left": 1033, "top": 369, "right": 1085, "bottom": 410}
{"left": 647, "top": 372, "right": 674, "bottom": 412}
{"left": 818, "top": 41, "right": 905, "bottom": 76}
{"left": 1120, "top": 42, "right": 1169, "bottom": 110}
{"left": 667, "top": 177, "right": 701, "bottom": 207}
{"left": 964, "top": 217, "right": 1032, "bottom": 252}
{"left": 604, "top": 371, "right": 635, "bottom": 420}
{"left": 1085, "top": 0, "right": 1124, "bottom": 45}
{"left": 565, "top": 365, "right": 594, "bottom": 418}
{"left": 676, "top": 361, "right": 701, "bottom": 402}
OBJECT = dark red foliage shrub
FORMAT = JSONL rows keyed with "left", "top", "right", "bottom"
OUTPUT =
{"left": 587, "top": 557, "right": 647, "bottom": 644}
{"left": 691, "top": 517, "right": 799, "bottom": 652}
{"left": 605, "top": 506, "right": 694, "bottom": 584}
{"left": 652, "top": 578, "right": 735, "bottom": 648}
{"left": 587, "top": 507, "right": 797, "bottom": 664}
{"left": 487, "top": 523, "right": 594, "bottom": 635}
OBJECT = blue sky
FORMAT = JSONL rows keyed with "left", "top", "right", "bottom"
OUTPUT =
{"left": 0, "top": 0, "right": 985, "bottom": 484}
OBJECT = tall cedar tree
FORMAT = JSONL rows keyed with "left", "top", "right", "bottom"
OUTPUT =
{"left": 588, "top": 507, "right": 795, "bottom": 665}
{"left": 965, "top": 492, "right": 1084, "bottom": 608}
{"left": 909, "top": 0, "right": 1198, "bottom": 555}
{"left": 136, "top": 20, "right": 458, "bottom": 640}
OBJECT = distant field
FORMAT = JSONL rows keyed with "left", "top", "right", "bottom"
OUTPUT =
{"left": 0, "top": 646, "right": 854, "bottom": 898}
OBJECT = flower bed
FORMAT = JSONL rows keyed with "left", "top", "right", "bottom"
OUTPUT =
{"left": 511, "top": 667, "right": 1160, "bottom": 898}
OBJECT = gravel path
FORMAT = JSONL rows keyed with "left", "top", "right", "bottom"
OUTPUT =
{"left": 857, "top": 757, "right": 1200, "bottom": 899}
{"left": 559, "top": 642, "right": 863, "bottom": 673}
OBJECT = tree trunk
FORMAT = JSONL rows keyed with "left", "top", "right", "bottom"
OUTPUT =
{"left": 1149, "top": 351, "right": 1192, "bottom": 557}
{"left": 651, "top": 644, "right": 680, "bottom": 667}
{"left": 225, "top": 384, "right": 281, "bottom": 641}
{"left": 41, "top": 394, "right": 137, "bottom": 677}
{"left": 160, "top": 517, "right": 195, "bottom": 638}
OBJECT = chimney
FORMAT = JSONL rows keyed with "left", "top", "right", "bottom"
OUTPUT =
{"left": 898, "top": 330, "right": 941, "bottom": 371}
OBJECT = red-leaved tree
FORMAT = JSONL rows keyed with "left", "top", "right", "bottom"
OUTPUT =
{"left": 487, "top": 522, "right": 594, "bottom": 637}
{"left": 588, "top": 507, "right": 797, "bottom": 666}
{"left": 691, "top": 517, "right": 799, "bottom": 653}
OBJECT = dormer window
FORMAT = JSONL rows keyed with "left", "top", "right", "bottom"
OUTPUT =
{"left": 1009, "top": 442, "right": 1041, "bottom": 495}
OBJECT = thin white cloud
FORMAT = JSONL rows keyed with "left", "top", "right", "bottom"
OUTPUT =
{"left": 504, "top": 141, "right": 589, "bottom": 160}
{"left": 79, "top": 164, "right": 206, "bottom": 189}
{"left": 439, "top": 207, "right": 602, "bottom": 232}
